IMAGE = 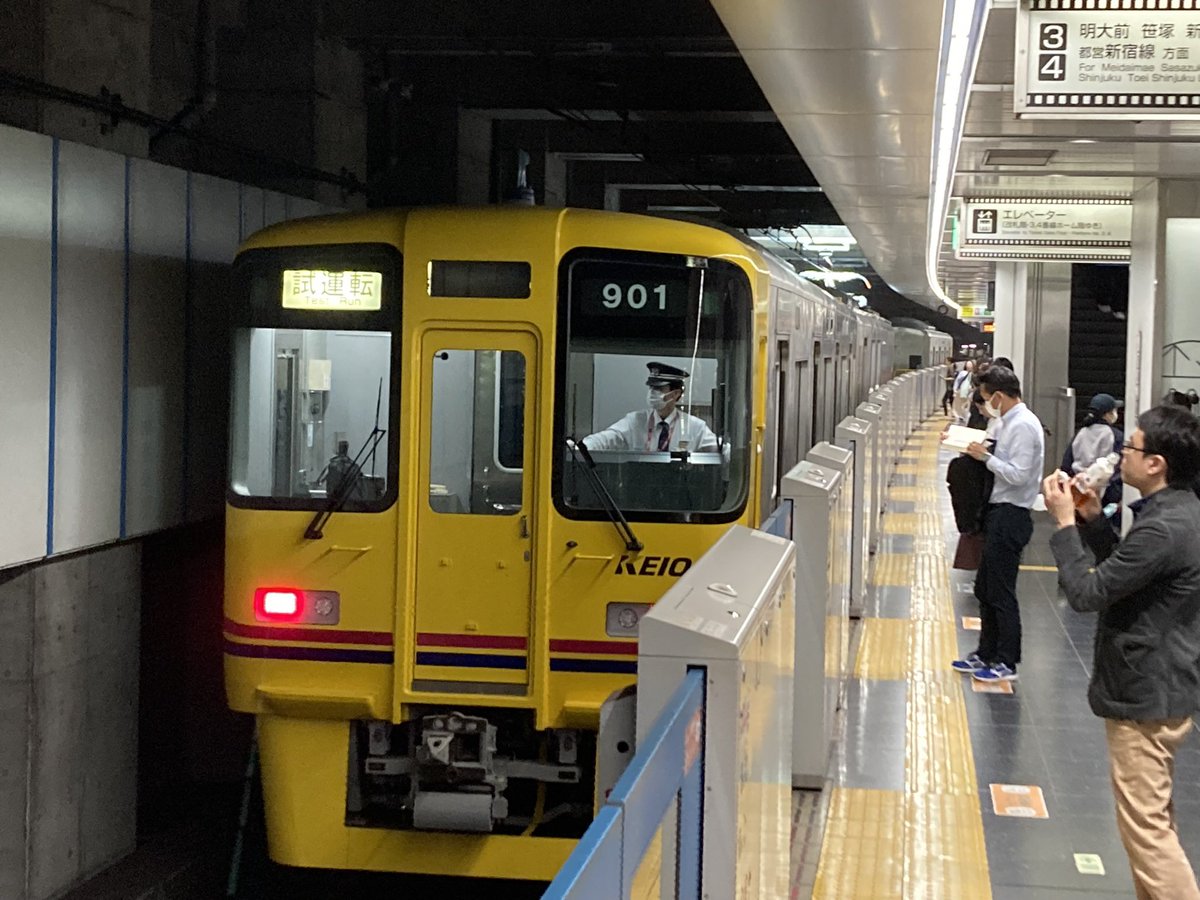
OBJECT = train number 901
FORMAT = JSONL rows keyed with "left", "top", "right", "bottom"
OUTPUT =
{"left": 601, "top": 282, "right": 668, "bottom": 311}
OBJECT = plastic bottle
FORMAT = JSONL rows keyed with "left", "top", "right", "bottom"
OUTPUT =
{"left": 1072, "top": 452, "right": 1119, "bottom": 508}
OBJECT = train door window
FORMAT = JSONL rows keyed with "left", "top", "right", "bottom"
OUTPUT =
{"left": 774, "top": 341, "right": 788, "bottom": 499}
{"left": 797, "top": 360, "right": 811, "bottom": 456}
{"left": 555, "top": 248, "right": 752, "bottom": 522}
{"left": 811, "top": 344, "right": 821, "bottom": 447}
{"left": 428, "top": 349, "right": 525, "bottom": 515}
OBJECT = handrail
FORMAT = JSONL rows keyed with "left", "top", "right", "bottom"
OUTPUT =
{"left": 544, "top": 668, "right": 706, "bottom": 899}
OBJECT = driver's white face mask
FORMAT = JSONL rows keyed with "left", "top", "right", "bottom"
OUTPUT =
{"left": 647, "top": 388, "right": 668, "bottom": 411}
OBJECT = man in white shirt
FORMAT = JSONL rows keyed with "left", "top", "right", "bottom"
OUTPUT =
{"left": 583, "top": 362, "right": 719, "bottom": 453}
{"left": 950, "top": 365, "right": 1045, "bottom": 683}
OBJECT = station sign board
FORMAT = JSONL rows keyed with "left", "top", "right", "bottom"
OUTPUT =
{"left": 1016, "top": 0, "right": 1200, "bottom": 119}
{"left": 958, "top": 305, "right": 995, "bottom": 319}
{"left": 956, "top": 197, "right": 1131, "bottom": 261}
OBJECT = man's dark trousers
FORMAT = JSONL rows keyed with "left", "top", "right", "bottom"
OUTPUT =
{"left": 974, "top": 502, "right": 1034, "bottom": 668}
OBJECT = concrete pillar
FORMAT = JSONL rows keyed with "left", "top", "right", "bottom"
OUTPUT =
{"left": 992, "top": 261, "right": 1029, "bottom": 376}
{"left": 457, "top": 109, "right": 493, "bottom": 204}
{"left": 0, "top": 544, "right": 141, "bottom": 900}
{"left": 991, "top": 260, "right": 1071, "bottom": 470}
{"left": 1127, "top": 179, "right": 1200, "bottom": 417}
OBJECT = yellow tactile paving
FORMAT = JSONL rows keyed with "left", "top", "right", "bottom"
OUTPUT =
{"left": 888, "top": 485, "right": 940, "bottom": 504}
{"left": 813, "top": 420, "right": 992, "bottom": 900}
{"left": 852, "top": 619, "right": 958, "bottom": 681}
{"left": 871, "top": 552, "right": 915, "bottom": 586}
{"left": 883, "top": 511, "right": 943, "bottom": 537}
{"left": 814, "top": 788, "right": 906, "bottom": 899}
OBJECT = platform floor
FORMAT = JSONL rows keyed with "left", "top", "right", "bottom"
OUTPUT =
{"left": 791, "top": 417, "right": 1200, "bottom": 899}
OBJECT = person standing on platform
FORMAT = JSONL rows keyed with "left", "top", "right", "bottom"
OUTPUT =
{"left": 950, "top": 366, "right": 1044, "bottom": 682}
{"left": 942, "top": 357, "right": 957, "bottom": 416}
{"left": 1043, "top": 405, "right": 1200, "bottom": 900}
{"left": 951, "top": 359, "right": 975, "bottom": 424}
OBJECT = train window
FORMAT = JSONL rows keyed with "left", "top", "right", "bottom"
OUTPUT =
{"left": 428, "top": 260, "right": 531, "bottom": 298}
{"left": 429, "top": 349, "right": 525, "bottom": 515}
{"left": 228, "top": 327, "right": 392, "bottom": 508}
{"left": 227, "top": 244, "right": 400, "bottom": 512}
{"left": 554, "top": 248, "right": 752, "bottom": 523}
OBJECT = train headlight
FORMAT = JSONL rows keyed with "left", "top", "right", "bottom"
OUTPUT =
{"left": 253, "top": 588, "right": 340, "bottom": 624}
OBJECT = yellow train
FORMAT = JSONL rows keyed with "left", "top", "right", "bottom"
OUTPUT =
{"left": 223, "top": 207, "right": 895, "bottom": 880}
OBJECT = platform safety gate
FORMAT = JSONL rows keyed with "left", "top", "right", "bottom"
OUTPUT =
{"left": 543, "top": 668, "right": 706, "bottom": 900}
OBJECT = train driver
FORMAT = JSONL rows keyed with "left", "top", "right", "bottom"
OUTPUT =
{"left": 582, "top": 362, "right": 719, "bottom": 453}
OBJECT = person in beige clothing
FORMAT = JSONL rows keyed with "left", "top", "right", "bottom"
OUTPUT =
{"left": 1044, "top": 405, "right": 1200, "bottom": 899}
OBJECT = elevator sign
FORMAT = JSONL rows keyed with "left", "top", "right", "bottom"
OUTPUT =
{"left": 957, "top": 198, "right": 1131, "bottom": 261}
{"left": 1016, "top": 0, "right": 1200, "bottom": 118}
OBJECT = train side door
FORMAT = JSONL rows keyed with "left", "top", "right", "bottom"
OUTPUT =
{"left": 411, "top": 330, "right": 537, "bottom": 693}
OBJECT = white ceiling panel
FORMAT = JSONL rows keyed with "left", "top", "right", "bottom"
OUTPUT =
{"left": 715, "top": 0, "right": 940, "bottom": 51}
{"left": 782, "top": 113, "right": 933, "bottom": 159}
{"left": 741, "top": 50, "right": 937, "bottom": 117}
{"left": 711, "top": 0, "right": 946, "bottom": 307}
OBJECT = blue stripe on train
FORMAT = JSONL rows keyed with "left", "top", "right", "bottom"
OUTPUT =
{"left": 415, "top": 651, "right": 528, "bottom": 670}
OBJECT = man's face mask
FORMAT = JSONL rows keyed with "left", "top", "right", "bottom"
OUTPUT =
{"left": 983, "top": 394, "right": 1002, "bottom": 419}
{"left": 647, "top": 387, "right": 672, "bottom": 411}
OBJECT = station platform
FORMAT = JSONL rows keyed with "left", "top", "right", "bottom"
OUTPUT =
{"left": 790, "top": 418, "right": 1200, "bottom": 899}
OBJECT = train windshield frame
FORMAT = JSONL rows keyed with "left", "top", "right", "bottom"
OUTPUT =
{"left": 553, "top": 247, "right": 752, "bottom": 524}
{"left": 226, "top": 243, "right": 402, "bottom": 512}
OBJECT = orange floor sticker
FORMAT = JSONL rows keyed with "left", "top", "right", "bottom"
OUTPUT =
{"left": 961, "top": 616, "right": 980, "bottom": 630}
{"left": 989, "top": 784, "right": 1048, "bottom": 819}
{"left": 971, "top": 679, "right": 1014, "bottom": 695}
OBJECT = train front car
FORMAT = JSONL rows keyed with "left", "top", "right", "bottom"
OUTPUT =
{"left": 222, "top": 208, "right": 759, "bottom": 880}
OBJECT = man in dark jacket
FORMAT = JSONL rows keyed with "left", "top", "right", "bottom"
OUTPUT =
{"left": 1043, "top": 404, "right": 1200, "bottom": 900}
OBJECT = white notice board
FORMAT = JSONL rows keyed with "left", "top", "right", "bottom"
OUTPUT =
{"left": 957, "top": 198, "right": 1131, "bottom": 261}
{"left": 1016, "top": 0, "right": 1200, "bottom": 119}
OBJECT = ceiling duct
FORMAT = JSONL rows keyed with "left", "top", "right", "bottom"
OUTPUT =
{"left": 982, "top": 148, "right": 1056, "bottom": 167}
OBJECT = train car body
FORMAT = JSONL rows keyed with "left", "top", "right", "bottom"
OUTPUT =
{"left": 894, "top": 325, "right": 952, "bottom": 372}
{"left": 222, "top": 207, "right": 894, "bottom": 880}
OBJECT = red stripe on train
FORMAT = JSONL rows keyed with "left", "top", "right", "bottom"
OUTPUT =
{"left": 549, "top": 639, "right": 638, "bottom": 656}
{"left": 222, "top": 617, "right": 393, "bottom": 646}
{"left": 416, "top": 632, "right": 528, "bottom": 650}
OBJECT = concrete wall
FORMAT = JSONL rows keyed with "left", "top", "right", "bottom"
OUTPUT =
{"left": 0, "top": 545, "right": 141, "bottom": 900}
{"left": 0, "top": 0, "right": 365, "bottom": 207}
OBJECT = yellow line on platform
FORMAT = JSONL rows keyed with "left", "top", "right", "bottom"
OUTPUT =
{"left": 1020, "top": 564, "right": 1058, "bottom": 572}
{"left": 814, "top": 420, "right": 991, "bottom": 900}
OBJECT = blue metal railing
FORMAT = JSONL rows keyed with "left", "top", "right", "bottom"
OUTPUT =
{"left": 544, "top": 668, "right": 706, "bottom": 899}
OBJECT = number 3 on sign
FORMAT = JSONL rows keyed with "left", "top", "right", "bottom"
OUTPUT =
{"left": 601, "top": 283, "right": 668, "bottom": 310}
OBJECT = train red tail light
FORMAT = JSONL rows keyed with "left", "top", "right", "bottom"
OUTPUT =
{"left": 255, "top": 588, "right": 303, "bottom": 621}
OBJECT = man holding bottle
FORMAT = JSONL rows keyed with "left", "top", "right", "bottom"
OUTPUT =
{"left": 1043, "top": 405, "right": 1200, "bottom": 900}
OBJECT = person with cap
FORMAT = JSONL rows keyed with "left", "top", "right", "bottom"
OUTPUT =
{"left": 582, "top": 362, "right": 719, "bottom": 453}
{"left": 1063, "top": 393, "right": 1125, "bottom": 515}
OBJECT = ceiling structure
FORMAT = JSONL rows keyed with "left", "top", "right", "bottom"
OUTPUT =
{"left": 332, "top": 0, "right": 977, "bottom": 333}
{"left": 713, "top": 0, "right": 1200, "bottom": 315}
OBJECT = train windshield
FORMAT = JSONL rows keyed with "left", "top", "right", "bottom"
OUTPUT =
{"left": 555, "top": 249, "right": 752, "bottom": 523}
{"left": 226, "top": 245, "right": 400, "bottom": 512}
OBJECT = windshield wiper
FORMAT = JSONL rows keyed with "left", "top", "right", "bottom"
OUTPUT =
{"left": 567, "top": 438, "right": 643, "bottom": 552}
{"left": 304, "top": 426, "right": 387, "bottom": 540}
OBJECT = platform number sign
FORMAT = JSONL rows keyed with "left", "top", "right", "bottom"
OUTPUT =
{"left": 1037, "top": 22, "right": 1067, "bottom": 82}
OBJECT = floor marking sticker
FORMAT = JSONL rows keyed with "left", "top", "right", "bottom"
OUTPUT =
{"left": 971, "top": 679, "right": 1014, "bottom": 694}
{"left": 961, "top": 616, "right": 981, "bottom": 630}
{"left": 1019, "top": 564, "right": 1058, "bottom": 573}
{"left": 989, "top": 783, "right": 1048, "bottom": 819}
{"left": 1074, "top": 853, "right": 1106, "bottom": 875}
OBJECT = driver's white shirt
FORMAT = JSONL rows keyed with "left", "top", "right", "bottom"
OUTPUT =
{"left": 583, "top": 407, "right": 719, "bottom": 452}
